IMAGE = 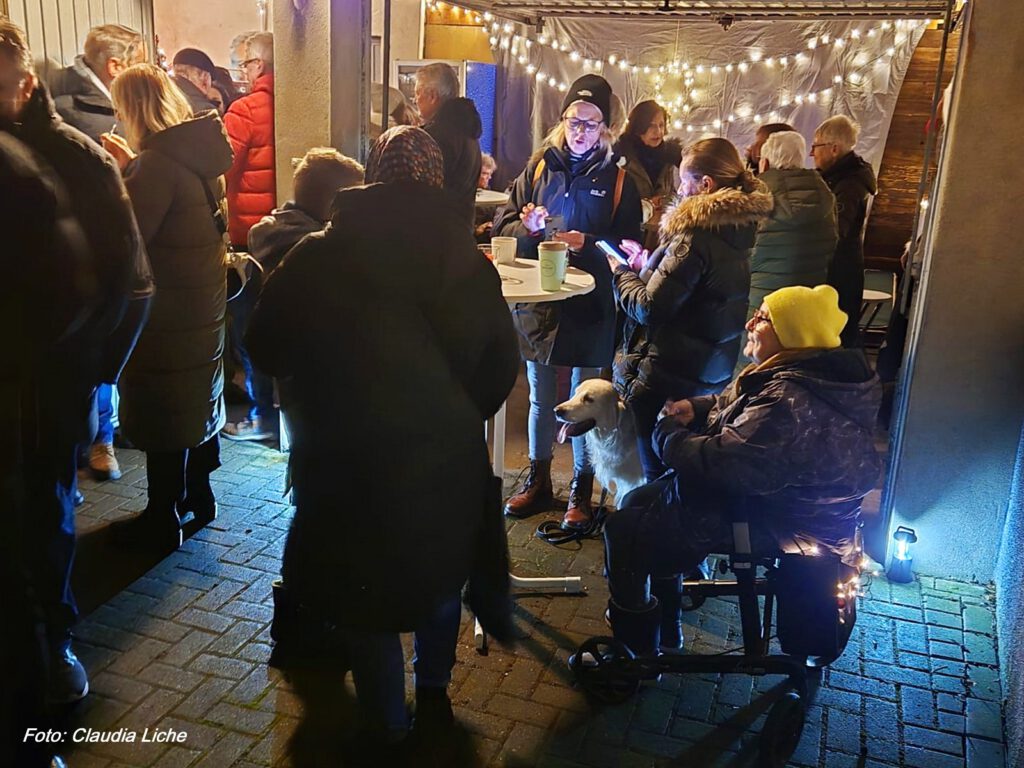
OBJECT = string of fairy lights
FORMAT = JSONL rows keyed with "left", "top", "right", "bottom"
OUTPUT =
{"left": 425, "top": 0, "right": 925, "bottom": 135}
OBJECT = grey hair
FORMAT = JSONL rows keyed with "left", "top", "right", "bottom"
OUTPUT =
{"left": 245, "top": 32, "right": 274, "bottom": 71}
{"left": 814, "top": 115, "right": 860, "bottom": 152}
{"left": 229, "top": 31, "right": 257, "bottom": 69}
{"left": 415, "top": 62, "right": 459, "bottom": 101}
{"left": 83, "top": 24, "right": 145, "bottom": 71}
{"left": 761, "top": 131, "right": 807, "bottom": 170}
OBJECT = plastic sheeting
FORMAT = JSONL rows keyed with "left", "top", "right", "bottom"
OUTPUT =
{"left": 491, "top": 18, "right": 926, "bottom": 189}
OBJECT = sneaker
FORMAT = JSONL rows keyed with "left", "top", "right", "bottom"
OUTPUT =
{"left": 221, "top": 418, "right": 273, "bottom": 442}
{"left": 88, "top": 443, "right": 121, "bottom": 481}
{"left": 49, "top": 644, "right": 89, "bottom": 704}
{"left": 73, "top": 490, "right": 85, "bottom": 507}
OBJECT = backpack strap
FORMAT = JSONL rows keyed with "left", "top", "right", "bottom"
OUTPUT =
{"left": 532, "top": 158, "right": 546, "bottom": 192}
{"left": 612, "top": 166, "right": 626, "bottom": 221}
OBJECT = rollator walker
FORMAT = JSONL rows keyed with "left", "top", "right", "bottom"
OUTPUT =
{"left": 570, "top": 499, "right": 863, "bottom": 768}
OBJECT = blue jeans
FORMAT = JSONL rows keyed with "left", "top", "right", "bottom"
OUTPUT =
{"left": 94, "top": 384, "right": 114, "bottom": 445}
{"left": 526, "top": 362, "right": 600, "bottom": 474}
{"left": 346, "top": 594, "right": 462, "bottom": 732}
{"left": 228, "top": 282, "right": 275, "bottom": 422}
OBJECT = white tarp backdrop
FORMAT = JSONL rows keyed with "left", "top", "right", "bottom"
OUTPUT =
{"left": 490, "top": 18, "right": 926, "bottom": 188}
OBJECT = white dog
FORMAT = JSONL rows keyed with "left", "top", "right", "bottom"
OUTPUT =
{"left": 554, "top": 378, "right": 646, "bottom": 507}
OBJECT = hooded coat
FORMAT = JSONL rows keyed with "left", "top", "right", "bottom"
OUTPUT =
{"left": 612, "top": 181, "right": 774, "bottom": 403}
{"left": 423, "top": 97, "right": 483, "bottom": 227}
{"left": 49, "top": 56, "right": 114, "bottom": 144}
{"left": 247, "top": 202, "right": 323, "bottom": 277}
{"left": 748, "top": 168, "right": 838, "bottom": 313}
{"left": 493, "top": 144, "right": 644, "bottom": 368}
{"left": 245, "top": 180, "right": 519, "bottom": 631}
{"left": 615, "top": 134, "right": 682, "bottom": 251}
{"left": 118, "top": 113, "right": 234, "bottom": 451}
{"left": 652, "top": 348, "right": 882, "bottom": 557}
{"left": 821, "top": 152, "right": 877, "bottom": 344}
{"left": 224, "top": 73, "right": 276, "bottom": 246}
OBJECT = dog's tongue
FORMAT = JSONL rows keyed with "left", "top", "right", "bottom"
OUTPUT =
{"left": 557, "top": 422, "right": 572, "bottom": 445}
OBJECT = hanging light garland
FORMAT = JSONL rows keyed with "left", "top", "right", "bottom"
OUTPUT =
{"left": 426, "top": 1, "right": 922, "bottom": 136}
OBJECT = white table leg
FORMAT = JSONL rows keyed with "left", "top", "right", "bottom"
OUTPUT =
{"left": 278, "top": 409, "right": 290, "bottom": 453}
{"left": 510, "top": 574, "right": 584, "bottom": 593}
{"left": 492, "top": 400, "right": 507, "bottom": 480}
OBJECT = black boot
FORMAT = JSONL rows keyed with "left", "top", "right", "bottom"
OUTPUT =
{"left": 651, "top": 576, "right": 684, "bottom": 653}
{"left": 607, "top": 597, "right": 661, "bottom": 657}
{"left": 110, "top": 507, "right": 182, "bottom": 551}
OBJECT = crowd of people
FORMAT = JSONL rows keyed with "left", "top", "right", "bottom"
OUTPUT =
{"left": 3, "top": 15, "right": 883, "bottom": 765}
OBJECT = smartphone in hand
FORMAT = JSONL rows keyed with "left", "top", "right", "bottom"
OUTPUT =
{"left": 596, "top": 239, "right": 630, "bottom": 266}
{"left": 544, "top": 214, "right": 565, "bottom": 240}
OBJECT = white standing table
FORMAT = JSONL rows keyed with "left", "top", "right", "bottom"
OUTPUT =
{"left": 474, "top": 259, "right": 595, "bottom": 650}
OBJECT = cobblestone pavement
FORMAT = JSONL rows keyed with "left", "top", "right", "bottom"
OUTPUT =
{"left": 63, "top": 439, "right": 1007, "bottom": 768}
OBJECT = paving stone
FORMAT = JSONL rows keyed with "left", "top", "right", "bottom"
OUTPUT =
{"left": 62, "top": 440, "right": 1010, "bottom": 768}
{"left": 905, "top": 724, "right": 965, "bottom": 756}
{"left": 966, "top": 736, "right": 1006, "bottom": 768}
{"left": 965, "top": 698, "right": 1003, "bottom": 742}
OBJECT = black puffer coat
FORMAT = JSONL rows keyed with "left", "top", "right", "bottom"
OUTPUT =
{"left": 653, "top": 348, "right": 882, "bottom": 556}
{"left": 423, "top": 97, "right": 483, "bottom": 227}
{"left": 246, "top": 181, "right": 519, "bottom": 632}
{"left": 821, "top": 152, "right": 877, "bottom": 344}
{"left": 613, "top": 181, "right": 773, "bottom": 403}
{"left": 118, "top": 114, "right": 234, "bottom": 451}
{"left": 493, "top": 145, "right": 643, "bottom": 368}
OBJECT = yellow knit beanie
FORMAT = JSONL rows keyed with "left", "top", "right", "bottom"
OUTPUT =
{"left": 763, "top": 285, "right": 847, "bottom": 350}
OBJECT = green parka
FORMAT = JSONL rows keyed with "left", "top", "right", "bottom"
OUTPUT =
{"left": 747, "top": 167, "right": 838, "bottom": 315}
{"left": 118, "top": 113, "right": 234, "bottom": 451}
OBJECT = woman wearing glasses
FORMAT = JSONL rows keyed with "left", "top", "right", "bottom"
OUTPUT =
{"left": 494, "top": 74, "right": 643, "bottom": 531}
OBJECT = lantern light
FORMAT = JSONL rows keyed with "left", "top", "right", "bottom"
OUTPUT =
{"left": 887, "top": 526, "right": 918, "bottom": 583}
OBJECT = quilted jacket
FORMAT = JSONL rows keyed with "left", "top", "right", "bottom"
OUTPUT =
{"left": 224, "top": 74, "right": 276, "bottom": 246}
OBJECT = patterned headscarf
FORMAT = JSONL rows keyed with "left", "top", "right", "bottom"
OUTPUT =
{"left": 364, "top": 125, "right": 444, "bottom": 187}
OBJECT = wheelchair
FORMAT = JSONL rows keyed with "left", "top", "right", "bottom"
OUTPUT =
{"left": 570, "top": 505, "right": 862, "bottom": 768}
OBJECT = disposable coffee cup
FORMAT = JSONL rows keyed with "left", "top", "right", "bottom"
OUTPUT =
{"left": 538, "top": 241, "right": 568, "bottom": 291}
{"left": 490, "top": 236, "right": 517, "bottom": 265}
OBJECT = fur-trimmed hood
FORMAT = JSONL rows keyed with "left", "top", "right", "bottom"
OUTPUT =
{"left": 660, "top": 179, "right": 773, "bottom": 238}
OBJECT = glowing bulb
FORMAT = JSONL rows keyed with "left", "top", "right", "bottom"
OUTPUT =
{"left": 483, "top": 11, "right": 492, "bottom": 20}
{"left": 780, "top": 98, "right": 790, "bottom": 107}
{"left": 713, "top": 118, "right": 722, "bottom": 128}
{"left": 834, "top": 38, "right": 845, "bottom": 48}
{"left": 850, "top": 72, "right": 863, "bottom": 84}
{"left": 643, "top": 66, "right": 651, "bottom": 74}
{"left": 608, "top": 53, "right": 617, "bottom": 65}
{"left": 536, "top": 70, "right": 545, "bottom": 81}
{"left": 851, "top": 29, "right": 861, "bottom": 39}
{"left": 682, "top": 104, "right": 691, "bottom": 112}
{"left": 821, "top": 34, "right": 830, "bottom": 44}
{"left": 750, "top": 51, "right": 762, "bottom": 62}
{"left": 618, "top": 59, "right": 629, "bottom": 70}
{"left": 808, "top": 37, "right": 818, "bottom": 49}
{"left": 488, "top": 36, "right": 498, "bottom": 46}
{"left": 807, "top": 92, "right": 817, "bottom": 102}
{"left": 753, "top": 113, "right": 761, "bottom": 122}
{"left": 834, "top": 74, "right": 843, "bottom": 83}
{"left": 525, "top": 39, "right": 532, "bottom": 49}
{"left": 809, "top": 545, "right": 820, "bottom": 555}
{"left": 727, "top": 113, "right": 735, "bottom": 121}
{"left": 690, "top": 89, "right": 699, "bottom": 99}
{"left": 725, "top": 64, "right": 734, "bottom": 73}
{"left": 794, "top": 94, "right": 804, "bottom": 104}
{"left": 673, "top": 119, "right": 683, "bottom": 129}
{"left": 569, "top": 51, "right": 580, "bottom": 61}
{"left": 711, "top": 65, "right": 719, "bottom": 74}
{"left": 502, "top": 22, "right": 512, "bottom": 33}
{"left": 696, "top": 64, "right": 704, "bottom": 74}
{"left": 686, "top": 125, "right": 694, "bottom": 132}
{"left": 882, "top": 21, "right": 892, "bottom": 30}
{"left": 738, "top": 62, "right": 749, "bottom": 73}
{"left": 764, "top": 57, "right": 775, "bottom": 68}
{"left": 548, "top": 76, "right": 556, "bottom": 87}
{"left": 526, "top": 64, "right": 536, "bottom": 74}
{"left": 796, "top": 52, "right": 807, "bottom": 63}
{"left": 499, "top": 38, "right": 510, "bottom": 49}
{"left": 517, "top": 55, "right": 527, "bottom": 65}
{"left": 868, "top": 28, "right": 877, "bottom": 37}
{"left": 537, "top": 33, "right": 547, "bottom": 45}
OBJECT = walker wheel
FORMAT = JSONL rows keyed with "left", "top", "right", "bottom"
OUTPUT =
{"left": 758, "top": 690, "right": 806, "bottom": 768}
{"left": 569, "top": 637, "right": 640, "bottom": 704}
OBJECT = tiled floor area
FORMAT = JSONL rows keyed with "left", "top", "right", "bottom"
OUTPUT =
{"left": 63, "top": 437, "right": 1007, "bottom": 768}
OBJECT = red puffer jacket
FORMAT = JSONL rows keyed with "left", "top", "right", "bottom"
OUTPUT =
{"left": 224, "top": 73, "right": 276, "bottom": 246}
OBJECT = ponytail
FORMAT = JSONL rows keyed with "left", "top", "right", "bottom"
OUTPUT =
{"left": 682, "top": 137, "right": 752, "bottom": 193}
{"left": 736, "top": 168, "right": 758, "bottom": 193}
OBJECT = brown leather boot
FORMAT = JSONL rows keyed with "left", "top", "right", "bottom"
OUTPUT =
{"left": 504, "top": 459, "right": 553, "bottom": 518}
{"left": 562, "top": 472, "right": 595, "bottom": 529}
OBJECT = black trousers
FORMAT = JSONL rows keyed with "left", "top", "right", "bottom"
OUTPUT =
{"left": 144, "top": 436, "right": 220, "bottom": 515}
{"left": 604, "top": 478, "right": 774, "bottom": 609}
{"left": 629, "top": 389, "right": 670, "bottom": 482}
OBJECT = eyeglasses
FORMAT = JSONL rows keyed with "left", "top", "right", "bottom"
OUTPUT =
{"left": 809, "top": 142, "right": 832, "bottom": 155}
{"left": 241, "top": 58, "right": 261, "bottom": 68}
{"left": 564, "top": 117, "right": 602, "bottom": 134}
{"left": 748, "top": 310, "right": 773, "bottom": 328}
